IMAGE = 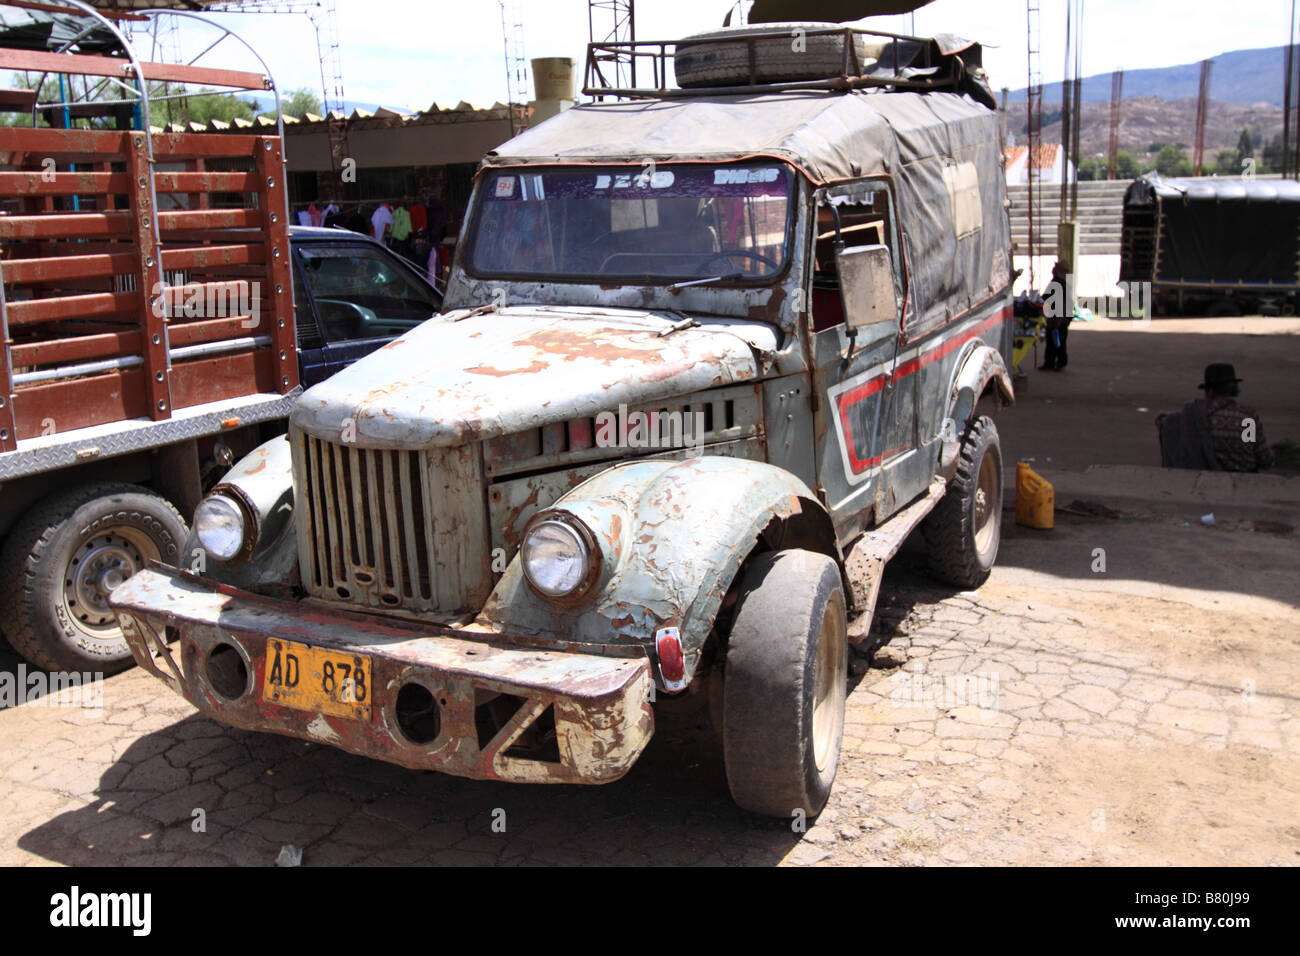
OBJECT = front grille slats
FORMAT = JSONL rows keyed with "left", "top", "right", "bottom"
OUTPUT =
{"left": 294, "top": 431, "right": 445, "bottom": 611}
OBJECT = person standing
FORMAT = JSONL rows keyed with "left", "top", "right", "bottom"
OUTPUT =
{"left": 1039, "top": 259, "right": 1071, "bottom": 371}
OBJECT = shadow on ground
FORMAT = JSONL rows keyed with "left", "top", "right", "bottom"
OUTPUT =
{"left": 17, "top": 689, "right": 816, "bottom": 866}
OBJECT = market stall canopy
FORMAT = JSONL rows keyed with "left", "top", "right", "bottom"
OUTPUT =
{"left": 747, "top": 0, "right": 936, "bottom": 22}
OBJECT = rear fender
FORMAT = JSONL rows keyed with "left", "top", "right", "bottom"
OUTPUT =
{"left": 477, "top": 456, "right": 841, "bottom": 687}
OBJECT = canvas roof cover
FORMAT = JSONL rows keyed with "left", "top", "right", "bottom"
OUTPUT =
{"left": 484, "top": 88, "right": 998, "bottom": 187}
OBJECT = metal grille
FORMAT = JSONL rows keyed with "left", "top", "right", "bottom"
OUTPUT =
{"left": 293, "top": 431, "right": 438, "bottom": 611}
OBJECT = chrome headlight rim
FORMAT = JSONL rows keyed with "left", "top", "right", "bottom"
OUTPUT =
{"left": 193, "top": 490, "right": 255, "bottom": 563}
{"left": 519, "top": 510, "right": 602, "bottom": 605}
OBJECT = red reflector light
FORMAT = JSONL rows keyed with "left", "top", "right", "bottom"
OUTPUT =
{"left": 656, "top": 627, "right": 685, "bottom": 688}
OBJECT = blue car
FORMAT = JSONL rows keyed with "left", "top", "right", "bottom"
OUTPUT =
{"left": 290, "top": 226, "right": 443, "bottom": 387}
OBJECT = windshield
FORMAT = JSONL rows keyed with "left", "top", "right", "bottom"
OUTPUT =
{"left": 466, "top": 163, "right": 795, "bottom": 283}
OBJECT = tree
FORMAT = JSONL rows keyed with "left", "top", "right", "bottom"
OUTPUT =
{"left": 1236, "top": 127, "right": 1253, "bottom": 165}
{"left": 1077, "top": 156, "right": 1105, "bottom": 181}
{"left": 1155, "top": 145, "right": 1192, "bottom": 177}
{"left": 163, "top": 89, "right": 258, "bottom": 126}
{"left": 1212, "top": 149, "right": 1239, "bottom": 176}
{"left": 1116, "top": 150, "right": 1139, "bottom": 179}
{"left": 266, "top": 87, "right": 323, "bottom": 119}
{"left": 1260, "top": 135, "right": 1286, "bottom": 174}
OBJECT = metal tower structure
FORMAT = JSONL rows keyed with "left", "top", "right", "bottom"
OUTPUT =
{"left": 1060, "top": 0, "right": 1082, "bottom": 224}
{"left": 499, "top": 0, "right": 530, "bottom": 135}
{"left": 1025, "top": 0, "right": 1043, "bottom": 288}
{"left": 1192, "top": 59, "right": 1213, "bottom": 176}
{"left": 1107, "top": 69, "right": 1123, "bottom": 180}
{"left": 588, "top": 0, "right": 635, "bottom": 100}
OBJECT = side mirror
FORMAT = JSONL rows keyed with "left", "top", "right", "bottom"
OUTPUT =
{"left": 836, "top": 244, "right": 899, "bottom": 332}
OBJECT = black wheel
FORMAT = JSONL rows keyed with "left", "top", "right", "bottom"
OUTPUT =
{"left": 923, "top": 415, "right": 1003, "bottom": 589}
{"left": 0, "top": 483, "right": 187, "bottom": 673}
{"left": 723, "top": 549, "right": 848, "bottom": 817}
{"left": 674, "top": 22, "right": 871, "bottom": 88}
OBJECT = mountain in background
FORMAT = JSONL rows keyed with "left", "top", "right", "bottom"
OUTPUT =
{"left": 1005, "top": 45, "right": 1298, "bottom": 107}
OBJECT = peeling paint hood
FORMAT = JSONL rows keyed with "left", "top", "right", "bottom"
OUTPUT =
{"left": 290, "top": 306, "right": 778, "bottom": 448}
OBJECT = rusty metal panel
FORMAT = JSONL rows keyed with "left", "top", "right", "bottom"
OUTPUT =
{"left": 0, "top": 170, "right": 128, "bottom": 196}
{"left": 111, "top": 565, "right": 654, "bottom": 785}
{"left": 4, "top": 290, "right": 140, "bottom": 326}
{"left": 0, "top": 49, "right": 268, "bottom": 92}
{"left": 1, "top": 251, "right": 138, "bottom": 285}
{"left": 0, "top": 212, "right": 131, "bottom": 240}
{"left": 126, "top": 133, "right": 171, "bottom": 421}
{"left": 9, "top": 330, "right": 143, "bottom": 368}
{"left": 254, "top": 135, "right": 298, "bottom": 394}
{"left": 290, "top": 308, "right": 775, "bottom": 449}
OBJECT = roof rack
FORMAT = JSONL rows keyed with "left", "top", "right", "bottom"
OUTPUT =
{"left": 582, "top": 27, "right": 994, "bottom": 105}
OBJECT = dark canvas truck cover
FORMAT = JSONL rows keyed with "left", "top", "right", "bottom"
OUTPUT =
{"left": 482, "top": 86, "right": 1011, "bottom": 338}
{"left": 1121, "top": 174, "right": 1300, "bottom": 288}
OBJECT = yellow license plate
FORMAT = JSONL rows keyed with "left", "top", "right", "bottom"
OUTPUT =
{"left": 262, "top": 638, "right": 372, "bottom": 721}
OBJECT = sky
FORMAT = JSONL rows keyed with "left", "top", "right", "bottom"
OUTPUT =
{"left": 127, "top": 0, "right": 1295, "bottom": 113}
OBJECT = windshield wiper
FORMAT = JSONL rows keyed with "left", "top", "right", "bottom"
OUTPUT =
{"left": 667, "top": 272, "right": 742, "bottom": 292}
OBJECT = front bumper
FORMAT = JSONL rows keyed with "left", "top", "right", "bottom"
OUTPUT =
{"left": 110, "top": 566, "right": 654, "bottom": 784}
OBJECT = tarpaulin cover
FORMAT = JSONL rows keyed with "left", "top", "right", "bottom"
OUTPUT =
{"left": 486, "top": 86, "right": 1009, "bottom": 334}
{"left": 747, "top": 0, "right": 936, "bottom": 20}
{"left": 1125, "top": 174, "right": 1300, "bottom": 285}
{"left": 0, "top": 11, "right": 118, "bottom": 54}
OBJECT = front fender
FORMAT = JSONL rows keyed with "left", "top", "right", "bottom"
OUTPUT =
{"left": 938, "top": 343, "right": 1014, "bottom": 478}
{"left": 184, "top": 435, "right": 299, "bottom": 590}
{"left": 476, "top": 456, "right": 839, "bottom": 687}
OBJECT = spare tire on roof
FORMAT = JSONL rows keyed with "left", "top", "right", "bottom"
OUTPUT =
{"left": 674, "top": 22, "right": 873, "bottom": 89}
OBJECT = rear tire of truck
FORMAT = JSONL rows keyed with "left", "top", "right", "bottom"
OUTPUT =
{"left": 723, "top": 549, "right": 847, "bottom": 818}
{"left": 922, "top": 415, "right": 1003, "bottom": 589}
{"left": 0, "top": 483, "right": 187, "bottom": 674}
{"left": 674, "top": 22, "right": 872, "bottom": 89}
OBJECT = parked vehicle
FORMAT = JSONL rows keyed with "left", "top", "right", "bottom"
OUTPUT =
{"left": 0, "top": 4, "right": 437, "bottom": 675}
{"left": 290, "top": 226, "right": 442, "bottom": 387}
{"left": 113, "top": 24, "right": 1014, "bottom": 817}
{"left": 1120, "top": 174, "right": 1300, "bottom": 317}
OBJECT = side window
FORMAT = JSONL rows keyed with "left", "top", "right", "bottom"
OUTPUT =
{"left": 810, "top": 186, "right": 903, "bottom": 333}
{"left": 291, "top": 258, "right": 324, "bottom": 350}
{"left": 296, "top": 245, "right": 440, "bottom": 343}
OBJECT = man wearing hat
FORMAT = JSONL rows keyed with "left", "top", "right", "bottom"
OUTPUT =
{"left": 1157, "top": 363, "right": 1274, "bottom": 471}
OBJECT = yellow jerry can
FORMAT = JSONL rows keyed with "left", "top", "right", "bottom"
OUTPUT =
{"left": 1015, "top": 461, "right": 1054, "bottom": 529}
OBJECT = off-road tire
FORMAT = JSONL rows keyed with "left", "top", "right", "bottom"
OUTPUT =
{"left": 723, "top": 549, "right": 848, "bottom": 817}
{"left": 674, "top": 22, "right": 871, "bottom": 89}
{"left": 922, "top": 415, "right": 1003, "bottom": 589}
{"left": 0, "top": 483, "right": 186, "bottom": 673}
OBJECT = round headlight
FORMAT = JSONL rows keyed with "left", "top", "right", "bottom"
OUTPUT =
{"left": 193, "top": 494, "right": 247, "bottom": 561}
{"left": 521, "top": 517, "right": 592, "bottom": 600}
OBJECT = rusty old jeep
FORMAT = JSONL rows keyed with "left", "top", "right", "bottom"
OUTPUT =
{"left": 112, "top": 25, "right": 1014, "bottom": 817}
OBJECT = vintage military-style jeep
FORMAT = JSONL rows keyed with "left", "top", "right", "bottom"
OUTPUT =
{"left": 112, "top": 25, "right": 1013, "bottom": 817}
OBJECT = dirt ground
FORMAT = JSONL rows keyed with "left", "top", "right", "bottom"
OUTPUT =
{"left": 0, "top": 315, "right": 1296, "bottom": 866}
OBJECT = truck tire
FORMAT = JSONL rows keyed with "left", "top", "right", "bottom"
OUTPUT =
{"left": 723, "top": 549, "right": 848, "bottom": 817}
{"left": 0, "top": 483, "right": 186, "bottom": 674}
{"left": 674, "top": 22, "right": 871, "bottom": 89}
{"left": 922, "top": 415, "right": 1003, "bottom": 589}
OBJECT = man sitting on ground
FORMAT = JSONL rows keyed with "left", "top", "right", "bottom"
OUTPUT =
{"left": 1157, "top": 363, "right": 1274, "bottom": 472}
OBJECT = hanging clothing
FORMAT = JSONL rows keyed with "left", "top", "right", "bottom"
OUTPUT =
{"left": 390, "top": 205, "right": 413, "bottom": 242}
{"left": 370, "top": 203, "right": 394, "bottom": 241}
